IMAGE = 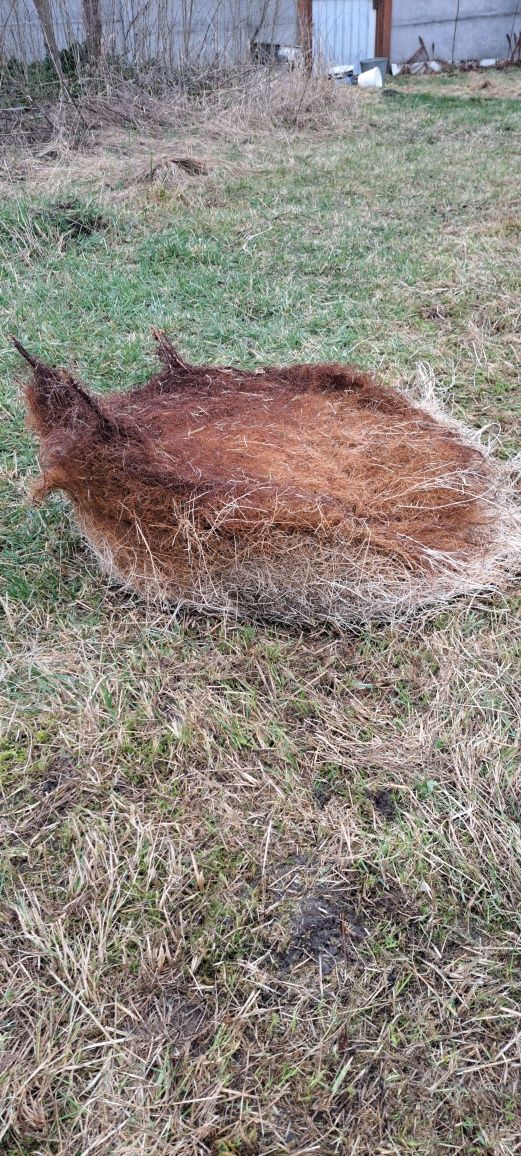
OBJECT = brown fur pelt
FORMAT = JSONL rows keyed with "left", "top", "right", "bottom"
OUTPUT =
{"left": 15, "top": 332, "right": 521, "bottom": 624}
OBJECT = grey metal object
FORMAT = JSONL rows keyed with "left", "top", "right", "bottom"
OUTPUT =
{"left": 360, "top": 54, "right": 388, "bottom": 79}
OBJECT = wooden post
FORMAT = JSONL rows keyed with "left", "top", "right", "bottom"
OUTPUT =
{"left": 375, "top": 0, "right": 393, "bottom": 60}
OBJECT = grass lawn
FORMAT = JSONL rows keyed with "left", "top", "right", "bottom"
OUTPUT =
{"left": 1, "top": 72, "right": 520, "bottom": 1155}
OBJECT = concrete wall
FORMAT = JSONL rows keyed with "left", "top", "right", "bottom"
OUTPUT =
{"left": 0, "top": 0, "right": 298, "bottom": 64}
{"left": 390, "top": 0, "right": 521, "bottom": 64}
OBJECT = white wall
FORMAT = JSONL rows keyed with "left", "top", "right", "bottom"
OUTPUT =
{"left": 0, "top": 0, "right": 299, "bottom": 64}
{"left": 313, "top": 0, "right": 376, "bottom": 68}
{"left": 4, "top": 1, "right": 518, "bottom": 69}
{"left": 391, "top": 0, "right": 521, "bottom": 64}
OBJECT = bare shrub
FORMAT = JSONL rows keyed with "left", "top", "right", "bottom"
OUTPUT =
{"left": 1, "top": 0, "right": 327, "bottom": 144}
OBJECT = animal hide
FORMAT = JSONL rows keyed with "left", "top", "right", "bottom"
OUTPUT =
{"left": 15, "top": 332, "right": 521, "bottom": 624}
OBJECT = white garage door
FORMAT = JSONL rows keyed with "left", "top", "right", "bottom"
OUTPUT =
{"left": 313, "top": 0, "right": 376, "bottom": 69}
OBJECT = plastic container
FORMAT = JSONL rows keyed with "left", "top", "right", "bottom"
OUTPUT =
{"left": 330, "top": 65, "right": 356, "bottom": 85}
{"left": 360, "top": 57, "right": 388, "bottom": 83}
{"left": 358, "top": 66, "right": 382, "bottom": 89}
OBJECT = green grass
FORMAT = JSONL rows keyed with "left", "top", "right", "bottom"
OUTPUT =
{"left": 0, "top": 73, "right": 520, "bottom": 1155}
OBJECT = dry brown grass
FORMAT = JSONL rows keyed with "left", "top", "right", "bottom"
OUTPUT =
{"left": 0, "top": 70, "right": 355, "bottom": 222}
{"left": 1, "top": 600, "right": 521, "bottom": 1154}
{"left": 0, "top": 67, "right": 353, "bottom": 155}
{"left": 393, "top": 65, "right": 521, "bottom": 101}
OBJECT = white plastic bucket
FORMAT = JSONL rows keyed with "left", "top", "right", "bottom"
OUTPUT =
{"left": 358, "top": 66, "right": 382, "bottom": 89}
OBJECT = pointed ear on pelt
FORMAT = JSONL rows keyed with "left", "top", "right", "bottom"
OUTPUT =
{"left": 151, "top": 327, "right": 192, "bottom": 372}
{"left": 12, "top": 337, "right": 114, "bottom": 439}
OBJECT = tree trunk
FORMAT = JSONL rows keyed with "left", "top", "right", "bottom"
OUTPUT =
{"left": 31, "top": 0, "right": 64, "bottom": 80}
{"left": 82, "top": 0, "right": 103, "bottom": 61}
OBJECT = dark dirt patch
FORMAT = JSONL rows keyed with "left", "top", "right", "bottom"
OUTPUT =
{"left": 40, "top": 751, "right": 76, "bottom": 795}
{"left": 368, "top": 788, "right": 399, "bottom": 821}
{"left": 135, "top": 155, "right": 209, "bottom": 185}
{"left": 313, "top": 779, "right": 334, "bottom": 807}
{"left": 268, "top": 865, "right": 427, "bottom": 980}
{"left": 170, "top": 155, "right": 208, "bottom": 175}
{"left": 35, "top": 200, "right": 109, "bottom": 244}
{"left": 267, "top": 854, "right": 310, "bottom": 898}
{"left": 278, "top": 888, "right": 367, "bottom": 974}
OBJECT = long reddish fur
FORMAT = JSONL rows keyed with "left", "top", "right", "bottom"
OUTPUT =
{"left": 15, "top": 332, "right": 496, "bottom": 611}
